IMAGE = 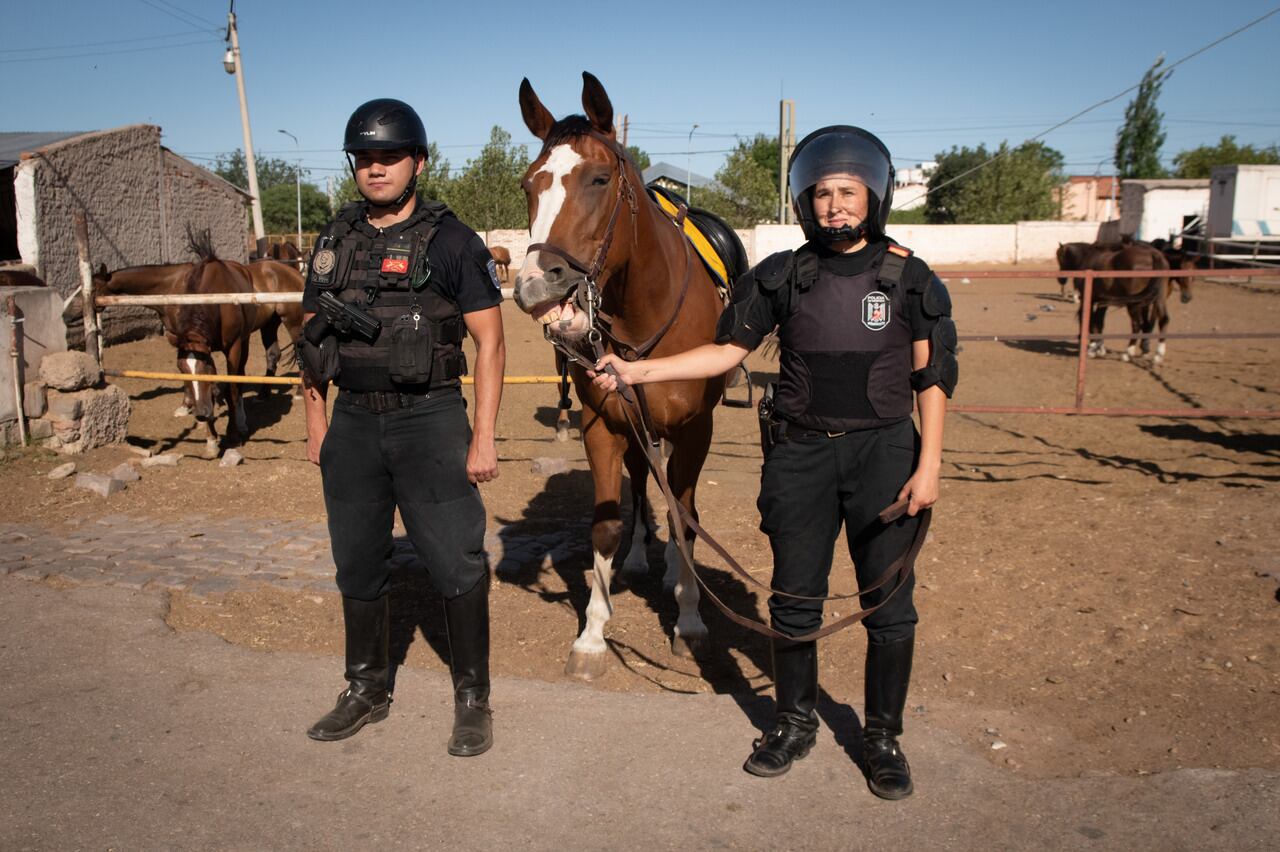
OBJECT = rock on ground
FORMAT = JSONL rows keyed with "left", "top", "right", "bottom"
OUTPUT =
{"left": 109, "top": 463, "right": 140, "bottom": 483}
{"left": 39, "top": 352, "right": 102, "bottom": 392}
{"left": 57, "top": 385, "right": 131, "bottom": 454}
{"left": 219, "top": 449, "right": 244, "bottom": 468}
{"left": 73, "top": 472, "right": 124, "bottom": 497}
{"left": 47, "top": 462, "right": 76, "bottom": 480}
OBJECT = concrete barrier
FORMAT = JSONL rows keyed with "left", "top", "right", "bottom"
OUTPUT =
{"left": 1, "top": 285, "right": 68, "bottom": 441}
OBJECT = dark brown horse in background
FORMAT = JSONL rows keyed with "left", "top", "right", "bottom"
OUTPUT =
{"left": 1057, "top": 240, "right": 1172, "bottom": 363}
{"left": 512, "top": 72, "right": 725, "bottom": 680}
{"left": 166, "top": 260, "right": 256, "bottom": 456}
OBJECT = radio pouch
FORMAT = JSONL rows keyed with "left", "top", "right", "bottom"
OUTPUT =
{"left": 389, "top": 306, "right": 435, "bottom": 384}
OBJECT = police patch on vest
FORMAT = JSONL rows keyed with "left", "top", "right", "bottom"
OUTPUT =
{"left": 486, "top": 259, "right": 501, "bottom": 290}
{"left": 862, "top": 292, "right": 890, "bottom": 330}
{"left": 313, "top": 249, "right": 336, "bottom": 276}
{"left": 381, "top": 255, "right": 409, "bottom": 275}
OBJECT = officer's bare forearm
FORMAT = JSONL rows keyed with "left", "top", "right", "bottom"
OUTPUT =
{"left": 622, "top": 342, "right": 750, "bottom": 385}
{"left": 916, "top": 385, "right": 945, "bottom": 471}
{"left": 301, "top": 311, "right": 330, "bottom": 430}
{"left": 464, "top": 306, "right": 505, "bottom": 440}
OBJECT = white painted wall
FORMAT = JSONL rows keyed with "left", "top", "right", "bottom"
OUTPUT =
{"left": 14, "top": 161, "right": 38, "bottom": 274}
{"left": 480, "top": 220, "right": 1114, "bottom": 273}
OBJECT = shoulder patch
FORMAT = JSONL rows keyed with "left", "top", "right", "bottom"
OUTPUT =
{"left": 886, "top": 244, "right": 912, "bottom": 258}
{"left": 753, "top": 250, "right": 794, "bottom": 291}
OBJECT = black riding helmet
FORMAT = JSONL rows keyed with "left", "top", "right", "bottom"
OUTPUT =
{"left": 789, "top": 125, "right": 895, "bottom": 245}
{"left": 343, "top": 98, "right": 428, "bottom": 207}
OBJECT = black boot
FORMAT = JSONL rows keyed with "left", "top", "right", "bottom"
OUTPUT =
{"left": 863, "top": 635, "right": 914, "bottom": 799}
{"left": 444, "top": 578, "right": 492, "bottom": 757}
{"left": 307, "top": 595, "right": 391, "bottom": 741}
{"left": 744, "top": 639, "right": 820, "bottom": 777}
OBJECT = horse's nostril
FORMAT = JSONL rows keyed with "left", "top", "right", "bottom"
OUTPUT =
{"left": 544, "top": 265, "right": 566, "bottom": 284}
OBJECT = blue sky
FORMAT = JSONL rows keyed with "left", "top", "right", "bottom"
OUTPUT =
{"left": 3, "top": 0, "right": 1278, "bottom": 191}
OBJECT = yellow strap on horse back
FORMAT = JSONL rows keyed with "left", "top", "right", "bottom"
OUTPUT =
{"left": 651, "top": 192, "right": 729, "bottom": 287}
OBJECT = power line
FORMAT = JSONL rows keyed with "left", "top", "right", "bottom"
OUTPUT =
{"left": 135, "top": 0, "right": 220, "bottom": 33}
{"left": 0, "top": 36, "right": 219, "bottom": 64}
{"left": 0, "top": 30, "right": 221, "bottom": 54}
{"left": 892, "top": 4, "right": 1280, "bottom": 210}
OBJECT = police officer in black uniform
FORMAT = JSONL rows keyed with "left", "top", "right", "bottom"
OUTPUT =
{"left": 299, "top": 99, "right": 506, "bottom": 756}
{"left": 591, "top": 126, "right": 956, "bottom": 798}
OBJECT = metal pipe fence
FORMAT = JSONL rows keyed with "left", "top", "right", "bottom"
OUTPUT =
{"left": 92, "top": 266, "right": 1280, "bottom": 418}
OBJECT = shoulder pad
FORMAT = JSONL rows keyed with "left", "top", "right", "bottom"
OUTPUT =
{"left": 336, "top": 202, "right": 364, "bottom": 223}
{"left": 922, "top": 274, "right": 953, "bottom": 318}
{"left": 886, "top": 243, "right": 913, "bottom": 258}
{"left": 753, "top": 250, "right": 794, "bottom": 292}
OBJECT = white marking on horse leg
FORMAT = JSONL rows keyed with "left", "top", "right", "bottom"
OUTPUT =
{"left": 1126, "top": 344, "right": 1139, "bottom": 360}
{"left": 570, "top": 550, "right": 614, "bottom": 658}
{"left": 621, "top": 498, "right": 650, "bottom": 578}
{"left": 671, "top": 540, "right": 708, "bottom": 658}
{"left": 173, "top": 405, "right": 190, "bottom": 417}
{"left": 1156, "top": 342, "right": 1166, "bottom": 359}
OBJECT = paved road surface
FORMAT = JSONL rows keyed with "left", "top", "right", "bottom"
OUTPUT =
{"left": 2, "top": 578, "right": 1275, "bottom": 851}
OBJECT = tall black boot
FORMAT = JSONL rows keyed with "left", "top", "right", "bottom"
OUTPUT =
{"left": 863, "top": 635, "right": 914, "bottom": 799}
{"left": 444, "top": 578, "right": 492, "bottom": 757}
{"left": 307, "top": 595, "right": 391, "bottom": 741}
{"left": 744, "top": 639, "right": 820, "bottom": 777}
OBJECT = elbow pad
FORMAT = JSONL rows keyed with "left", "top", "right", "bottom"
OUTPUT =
{"left": 909, "top": 275, "right": 958, "bottom": 397}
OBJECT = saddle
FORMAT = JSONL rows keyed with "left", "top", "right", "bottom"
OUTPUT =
{"left": 645, "top": 184, "right": 749, "bottom": 294}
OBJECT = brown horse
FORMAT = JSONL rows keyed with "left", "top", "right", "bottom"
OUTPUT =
{"left": 166, "top": 260, "right": 256, "bottom": 455}
{"left": 1057, "top": 240, "right": 1171, "bottom": 363}
{"left": 487, "top": 245, "right": 511, "bottom": 284}
{"left": 512, "top": 72, "right": 724, "bottom": 679}
{"left": 93, "top": 258, "right": 305, "bottom": 407}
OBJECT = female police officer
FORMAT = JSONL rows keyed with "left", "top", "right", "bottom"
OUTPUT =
{"left": 299, "top": 99, "right": 506, "bottom": 756}
{"left": 591, "top": 126, "right": 956, "bottom": 798}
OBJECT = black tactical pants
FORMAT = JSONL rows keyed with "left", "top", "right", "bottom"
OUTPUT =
{"left": 319, "top": 388, "right": 487, "bottom": 601}
{"left": 757, "top": 417, "right": 921, "bottom": 644}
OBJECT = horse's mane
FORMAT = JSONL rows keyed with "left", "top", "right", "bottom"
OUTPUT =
{"left": 541, "top": 115, "right": 596, "bottom": 152}
{"left": 175, "top": 262, "right": 220, "bottom": 347}
{"left": 185, "top": 224, "right": 217, "bottom": 262}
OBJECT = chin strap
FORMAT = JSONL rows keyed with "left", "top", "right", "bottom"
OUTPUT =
{"left": 815, "top": 220, "right": 869, "bottom": 246}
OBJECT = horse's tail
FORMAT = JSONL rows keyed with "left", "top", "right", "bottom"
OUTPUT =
{"left": 184, "top": 224, "right": 217, "bottom": 262}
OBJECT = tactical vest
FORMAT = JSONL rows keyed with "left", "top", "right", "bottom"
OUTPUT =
{"left": 775, "top": 244, "right": 916, "bottom": 431}
{"left": 310, "top": 200, "right": 466, "bottom": 392}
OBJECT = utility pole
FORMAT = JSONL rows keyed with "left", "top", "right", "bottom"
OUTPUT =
{"left": 621, "top": 114, "right": 629, "bottom": 147}
{"left": 686, "top": 123, "right": 699, "bottom": 205}
{"left": 224, "top": 3, "right": 265, "bottom": 249}
{"left": 778, "top": 99, "right": 796, "bottom": 224}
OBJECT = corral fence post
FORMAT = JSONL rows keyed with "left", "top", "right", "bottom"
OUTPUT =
{"left": 72, "top": 211, "right": 100, "bottom": 364}
{"left": 1074, "top": 270, "right": 1094, "bottom": 411}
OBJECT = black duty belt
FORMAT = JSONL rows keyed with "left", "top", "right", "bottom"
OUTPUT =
{"left": 767, "top": 419, "right": 848, "bottom": 443}
{"left": 338, "top": 388, "right": 435, "bottom": 413}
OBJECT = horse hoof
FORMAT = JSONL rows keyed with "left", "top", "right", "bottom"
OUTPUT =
{"left": 671, "top": 633, "right": 707, "bottom": 659}
{"left": 565, "top": 650, "right": 608, "bottom": 681}
{"left": 555, "top": 424, "right": 570, "bottom": 443}
{"left": 173, "top": 406, "right": 190, "bottom": 417}
{"left": 1120, "top": 353, "right": 1131, "bottom": 363}
{"left": 204, "top": 442, "right": 220, "bottom": 459}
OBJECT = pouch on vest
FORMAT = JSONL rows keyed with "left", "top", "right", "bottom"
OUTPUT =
{"left": 297, "top": 315, "right": 340, "bottom": 384}
{"left": 389, "top": 307, "right": 435, "bottom": 384}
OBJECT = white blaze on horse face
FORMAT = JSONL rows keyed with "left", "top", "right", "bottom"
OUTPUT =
{"left": 185, "top": 355, "right": 203, "bottom": 408}
{"left": 520, "top": 144, "right": 584, "bottom": 286}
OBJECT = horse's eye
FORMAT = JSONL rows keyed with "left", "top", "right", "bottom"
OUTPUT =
{"left": 592, "top": 175, "right": 610, "bottom": 186}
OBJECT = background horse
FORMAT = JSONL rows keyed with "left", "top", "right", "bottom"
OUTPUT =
{"left": 487, "top": 245, "right": 512, "bottom": 284}
{"left": 512, "top": 72, "right": 725, "bottom": 680}
{"left": 166, "top": 259, "right": 255, "bottom": 456}
{"left": 1058, "top": 240, "right": 1171, "bottom": 364}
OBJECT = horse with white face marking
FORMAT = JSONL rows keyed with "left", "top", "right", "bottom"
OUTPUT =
{"left": 512, "top": 72, "right": 725, "bottom": 680}
{"left": 166, "top": 260, "right": 256, "bottom": 457}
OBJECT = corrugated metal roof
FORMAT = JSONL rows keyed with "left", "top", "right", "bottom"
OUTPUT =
{"left": 643, "top": 161, "right": 717, "bottom": 190}
{"left": 0, "top": 131, "right": 88, "bottom": 169}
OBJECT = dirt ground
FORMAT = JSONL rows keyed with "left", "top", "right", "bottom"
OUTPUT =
{"left": 3, "top": 270, "right": 1278, "bottom": 782}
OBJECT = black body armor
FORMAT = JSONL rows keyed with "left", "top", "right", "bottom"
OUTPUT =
{"left": 309, "top": 200, "right": 467, "bottom": 392}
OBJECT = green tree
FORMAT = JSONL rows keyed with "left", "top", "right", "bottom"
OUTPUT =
{"left": 445, "top": 126, "right": 531, "bottom": 231}
{"left": 1115, "top": 58, "right": 1172, "bottom": 179}
{"left": 332, "top": 142, "right": 452, "bottom": 209}
{"left": 212, "top": 149, "right": 303, "bottom": 191}
{"left": 1173, "top": 135, "right": 1280, "bottom": 178}
{"left": 262, "top": 182, "right": 332, "bottom": 234}
{"left": 694, "top": 134, "right": 780, "bottom": 227}
{"left": 626, "top": 145, "right": 651, "bottom": 171}
{"left": 925, "top": 141, "right": 1064, "bottom": 224}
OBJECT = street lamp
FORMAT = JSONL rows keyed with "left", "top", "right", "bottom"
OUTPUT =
{"left": 686, "top": 123, "right": 699, "bottom": 205}
{"left": 278, "top": 129, "right": 302, "bottom": 254}
{"left": 223, "top": 7, "right": 265, "bottom": 246}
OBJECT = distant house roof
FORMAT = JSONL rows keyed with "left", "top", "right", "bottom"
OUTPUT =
{"left": 0, "top": 131, "right": 88, "bottom": 168}
{"left": 643, "top": 161, "right": 722, "bottom": 192}
{"left": 1065, "top": 174, "right": 1120, "bottom": 199}
{"left": 161, "top": 147, "right": 253, "bottom": 200}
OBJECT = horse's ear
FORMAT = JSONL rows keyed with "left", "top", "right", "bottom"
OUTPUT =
{"left": 581, "top": 71, "right": 614, "bottom": 136}
{"left": 96, "top": 262, "right": 108, "bottom": 278}
{"left": 519, "top": 78, "right": 555, "bottom": 141}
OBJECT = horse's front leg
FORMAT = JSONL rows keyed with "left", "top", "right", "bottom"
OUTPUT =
{"left": 1088, "top": 304, "right": 1107, "bottom": 358}
{"left": 1123, "top": 305, "right": 1142, "bottom": 362}
{"left": 620, "top": 440, "right": 654, "bottom": 580}
{"left": 565, "top": 416, "right": 627, "bottom": 681}
{"left": 554, "top": 351, "right": 572, "bottom": 442}
{"left": 226, "top": 336, "right": 251, "bottom": 445}
{"left": 664, "top": 414, "right": 711, "bottom": 659}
